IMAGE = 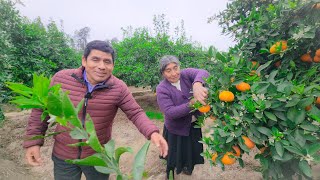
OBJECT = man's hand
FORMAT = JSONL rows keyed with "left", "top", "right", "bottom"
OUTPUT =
{"left": 150, "top": 132, "right": 168, "bottom": 158}
{"left": 25, "top": 145, "right": 42, "bottom": 166}
{"left": 193, "top": 82, "right": 208, "bottom": 105}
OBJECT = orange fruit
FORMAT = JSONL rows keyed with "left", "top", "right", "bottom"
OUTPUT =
{"left": 270, "top": 41, "right": 287, "bottom": 54}
{"left": 316, "top": 49, "right": 320, "bottom": 56}
{"left": 242, "top": 136, "right": 255, "bottom": 149}
{"left": 305, "top": 105, "right": 312, "bottom": 111}
{"left": 316, "top": 97, "right": 320, "bottom": 105}
{"left": 211, "top": 152, "right": 218, "bottom": 162}
{"left": 219, "top": 91, "right": 235, "bottom": 102}
{"left": 300, "top": 53, "right": 312, "bottom": 62}
{"left": 313, "top": 56, "right": 320, "bottom": 63}
{"left": 236, "top": 82, "right": 251, "bottom": 92}
{"left": 270, "top": 44, "right": 277, "bottom": 54}
{"left": 275, "top": 61, "right": 281, "bottom": 67}
{"left": 198, "top": 104, "right": 211, "bottom": 113}
{"left": 232, "top": 146, "right": 241, "bottom": 157}
{"left": 221, "top": 152, "right": 236, "bottom": 165}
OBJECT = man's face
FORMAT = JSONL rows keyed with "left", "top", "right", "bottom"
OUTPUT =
{"left": 82, "top": 49, "right": 114, "bottom": 85}
{"left": 163, "top": 62, "right": 180, "bottom": 83}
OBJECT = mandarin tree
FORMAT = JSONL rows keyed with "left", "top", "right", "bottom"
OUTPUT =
{"left": 202, "top": 0, "right": 320, "bottom": 179}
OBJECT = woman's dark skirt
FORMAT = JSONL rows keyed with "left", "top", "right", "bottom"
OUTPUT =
{"left": 161, "top": 122, "right": 204, "bottom": 178}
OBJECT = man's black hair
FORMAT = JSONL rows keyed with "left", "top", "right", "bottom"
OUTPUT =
{"left": 83, "top": 40, "right": 115, "bottom": 62}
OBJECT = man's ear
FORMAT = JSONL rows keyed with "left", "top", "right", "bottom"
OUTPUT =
{"left": 81, "top": 56, "right": 86, "bottom": 67}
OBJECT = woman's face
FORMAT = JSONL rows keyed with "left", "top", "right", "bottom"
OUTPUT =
{"left": 163, "top": 62, "right": 180, "bottom": 83}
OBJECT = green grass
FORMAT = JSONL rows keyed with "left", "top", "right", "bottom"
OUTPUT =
{"left": 145, "top": 111, "right": 164, "bottom": 121}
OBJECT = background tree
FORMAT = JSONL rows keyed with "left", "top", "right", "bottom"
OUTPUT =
{"left": 73, "top": 26, "right": 91, "bottom": 51}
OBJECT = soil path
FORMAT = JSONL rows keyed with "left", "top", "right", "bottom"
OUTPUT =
{"left": 0, "top": 87, "right": 318, "bottom": 180}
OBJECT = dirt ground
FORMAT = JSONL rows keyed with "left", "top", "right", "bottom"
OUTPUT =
{"left": 0, "top": 87, "right": 319, "bottom": 180}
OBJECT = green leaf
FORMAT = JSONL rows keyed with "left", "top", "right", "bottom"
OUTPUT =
{"left": 76, "top": 99, "right": 84, "bottom": 114}
{"left": 299, "top": 160, "right": 312, "bottom": 178}
{"left": 298, "top": 97, "right": 314, "bottom": 108}
{"left": 6, "top": 82, "right": 33, "bottom": 98}
{"left": 256, "top": 127, "right": 272, "bottom": 137}
{"left": 47, "top": 93, "right": 63, "bottom": 116}
{"left": 309, "top": 105, "right": 320, "bottom": 121}
{"left": 256, "top": 60, "right": 272, "bottom": 74}
{"left": 104, "top": 139, "right": 115, "bottom": 157}
{"left": 115, "top": 147, "right": 133, "bottom": 164}
{"left": 307, "top": 144, "right": 320, "bottom": 155}
{"left": 286, "top": 107, "right": 305, "bottom": 125}
{"left": 254, "top": 112, "right": 263, "bottom": 119}
{"left": 284, "top": 146, "right": 303, "bottom": 156}
{"left": 132, "top": 141, "right": 150, "bottom": 180}
{"left": 95, "top": 166, "right": 116, "bottom": 175}
{"left": 65, "top": 153, "right": 106, "bottom": 166}
{"left": 226, "top": 136, "right": 234, "bottom": 143}
{"left": 85, "top": 116, "right": 103, "bottom": 153}
{"left": 273, "top": 111, "right": 287, "bottom": 121}
{"left": 294, "top": 130, "right": 306, "bottom": 148}
{"left": 69, "top": 127, "right": 89, "bottom": 139}
{"left": 216, "top": 52, "right": 227, "bottom": 63}
{"left": 264, "top": 111, "right": 277, "bottom": 121}
{"left": 300, "top": 124, "right": 319, "bottom": 131}
{"left": 10, "top": 98, "right": 43, "bottom": 109}
{"left": 285, "top": 97, "right": 300, "bottom": 107}
{"left": 275, "top": 141, "right": 284, "bottom": 157}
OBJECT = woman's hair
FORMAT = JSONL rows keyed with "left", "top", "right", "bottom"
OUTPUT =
{"left": 159, "top": 55, "right": 180, "bottom": 74}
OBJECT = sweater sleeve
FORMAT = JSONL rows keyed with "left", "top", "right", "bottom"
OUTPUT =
{"left": 156, "top": 85, "right": 191, "bottom": 120}
{"left": 117, "top": 83, "right": 159, "bottom": 139}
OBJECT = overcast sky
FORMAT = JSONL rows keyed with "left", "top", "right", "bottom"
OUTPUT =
{"left": 16, "top": 0, "right": 235, "bottom": 51}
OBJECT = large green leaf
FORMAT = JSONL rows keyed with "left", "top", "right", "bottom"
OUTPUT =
{"left": 104, "top": 139, "right": 115, "bottom": 158}
{"left": 94, "top": 166, "right": 116, "bottom": 175}
{"left": 275, "top": 141, "right": 284, "bottom": 157}
{"left": 69, "top": 127, "right": 89, "bottom": 140}
{"left": 10, "top": 97, "right": 43, "bottom": 109}
{"left": 286, "top": 107, "right": 305, "bottom": 125}
{"left": 298, "top": 160, "right": 312, "bottom": 178}
{"left": 307, "top": 143, "right": 320, "bottom": 155}
{"left": 264, "top": 111, "right": 277, "bottom": 121}
{"left": 283, "top": 146, "right": 303, "bottom": 156}
{"left": 6, "top": 82, "right": 33, "bottom": 98}
{"left": 285, "top": 97, "right": 300, "bottom": 108}
{"left": 47, "top": 93, "right": 63, "bottom": 116}
{"left": 115, "top": 147, "right": 133, "bottom": 164}
{"left": 132, "top": 141, "right": 150, "bottom": 180}
{"left": 85, "top": 116, "right": 103, "bottom": 153}
{"left": 65, "top": 153, "right": 106, "bottom": 166}
{"left": 256, "top": 127, "right": 272, "bottom": 137}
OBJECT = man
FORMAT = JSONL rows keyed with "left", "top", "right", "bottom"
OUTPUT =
{"left": 23, "top": 40, "right": 168, "bottom": 180}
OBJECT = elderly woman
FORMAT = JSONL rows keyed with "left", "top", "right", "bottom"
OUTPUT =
{"left": 156, "top": 55, "right": 209, "bottom": 179}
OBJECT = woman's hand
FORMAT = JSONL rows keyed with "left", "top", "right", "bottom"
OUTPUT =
{"left": 192, "top": 82, "right": 208, "bottom": 105}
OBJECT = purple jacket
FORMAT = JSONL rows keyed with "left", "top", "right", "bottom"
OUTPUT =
{"left": 156, "top": 68, "right": 209, "bottom": 136}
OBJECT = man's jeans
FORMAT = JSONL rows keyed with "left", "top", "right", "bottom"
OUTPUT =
{"left": 52, "top": 155, "right": 109, "bottom": 180}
